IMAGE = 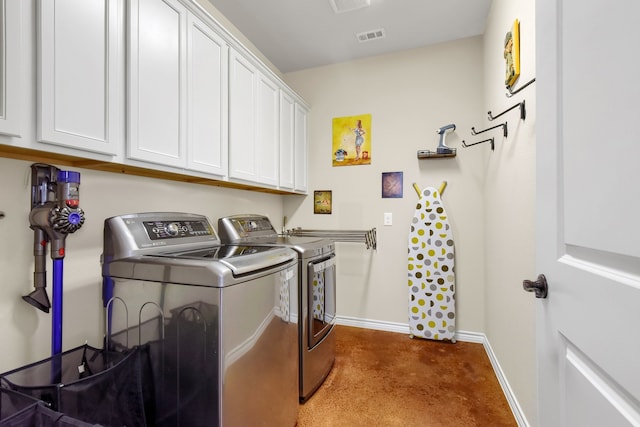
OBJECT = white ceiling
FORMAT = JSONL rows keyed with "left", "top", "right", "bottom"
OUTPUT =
{"left": 205, "top": 0, "right": 493, "bottom": 73}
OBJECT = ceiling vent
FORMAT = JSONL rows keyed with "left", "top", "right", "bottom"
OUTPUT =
{"left": 329, "top": 0, "right": 371, "bottom": 14}
{"left": 356, "top": 28, "right": 386, "bottom": 43}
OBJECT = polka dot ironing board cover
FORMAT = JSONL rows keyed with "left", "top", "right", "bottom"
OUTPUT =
{"left": 408, "top": 186, "right": 456, "bottom": 341}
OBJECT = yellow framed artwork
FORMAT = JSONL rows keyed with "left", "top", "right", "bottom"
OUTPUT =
{"left": 504, "top": 19, "right": 520, "bottom": 88}
{"left": 332, "top": 113, "right": 371, "bottom": 166}
{"left": 314, "top": 191, "right": 332, "bottom": 214}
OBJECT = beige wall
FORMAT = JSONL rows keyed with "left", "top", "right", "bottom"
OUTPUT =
{"left": 283, "top": 37, "right": 487, "bottom": 333}
{"left": 0, "top": 157, "right": 284, "bottom": 372}
{"left": 483, "top": 0, "right": 537, "bottom": 425}
{"left": 0, "top": 1, "right": 537, "bottom": 424}
{"left": 284, "top": 0, "right": 537, "bottom": 424}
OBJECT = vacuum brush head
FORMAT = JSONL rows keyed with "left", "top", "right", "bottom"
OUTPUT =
{"left": 22, "top": 288, "right": 51, "bottom": 313}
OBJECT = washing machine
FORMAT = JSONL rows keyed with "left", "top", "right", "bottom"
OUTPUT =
{"left": 217, "top": 214, "right": 336, "bottom": 402}
{"left": 101, "top": 212, "right": 299, "bottom": 427}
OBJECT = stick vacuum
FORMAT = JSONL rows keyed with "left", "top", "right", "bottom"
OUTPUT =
{"left": 24, "top": 163, "right": 85, "bottom": 356}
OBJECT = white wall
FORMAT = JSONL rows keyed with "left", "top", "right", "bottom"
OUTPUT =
{"left": 482, "top": 0, "right": 537, "bottom": 425}
{"left": 0, "top": 157, "right": 283, "bottom": 372}
{"left": 283, "top": 37, "right": 487, "bottom": 334}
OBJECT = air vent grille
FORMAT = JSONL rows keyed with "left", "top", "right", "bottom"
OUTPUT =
{"left": 356, "top": 28, "right": 386, "bottom": 43}
{"left": 329, "top": 0, "right": 370, "bottom": 14}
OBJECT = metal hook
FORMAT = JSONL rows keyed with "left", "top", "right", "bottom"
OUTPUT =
{"left": 488, "top": 100, "right": 526, "bottom": 121}
{"left": 471, "top": 122, "right": 508, "bottom": 138}
{"left": 506, "top": 77, "right": 536, "bottom": 98}
{"left": 462, "top": 137, "right": 494, "bottom": 151}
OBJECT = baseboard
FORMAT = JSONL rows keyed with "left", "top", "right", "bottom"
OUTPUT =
{"left": 481, "top": 335, "right": 530, "bottom": 427}
{"left": 334, "top": 315, "right": 529, "bottom": 427}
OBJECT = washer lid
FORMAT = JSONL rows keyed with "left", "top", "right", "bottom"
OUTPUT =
{"left": 156, "top": 245, "right": 296, "bottom": 276}
{"left": 104, "top": 245, "right": 296, "bottom": 286}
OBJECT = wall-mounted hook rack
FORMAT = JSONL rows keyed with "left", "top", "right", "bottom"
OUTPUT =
{"left": 471, "top": 122, "right": 508, "bottom": 138}
{"left": 462, "top": 137, "right": 494, "bottom": 151}
{"left": 488, "top": 100, "right": 526, "bottom": 121}
{"left": 506, "top": 77, "right": 536, "bottom": 98}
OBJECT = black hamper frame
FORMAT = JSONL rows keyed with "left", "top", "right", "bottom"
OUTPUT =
{"left": 0, "top": 344, "right": 154, "bottom": 427}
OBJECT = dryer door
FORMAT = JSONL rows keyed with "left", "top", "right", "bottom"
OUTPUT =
{"left": 307, "top": 254, "right": 336, "bottom": 348}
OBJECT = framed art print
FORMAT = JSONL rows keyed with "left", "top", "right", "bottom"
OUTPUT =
{"left": 504, "top": 18, "right": 520, "bottom": 88}
{"left": 382, "top": 172, "right": 403, "bottom": 198}
{"left": 332, "top": 114, "right": 372, "bottom": 166}
{"left": 314, "top": 191, "right": 332, "bottom": 214}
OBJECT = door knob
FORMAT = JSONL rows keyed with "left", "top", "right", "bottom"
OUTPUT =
{"left": 523, "top": 274, "right": 548, "bottom": 299}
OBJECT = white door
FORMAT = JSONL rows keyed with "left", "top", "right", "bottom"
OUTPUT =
{"left": 536, "top": 0, "right": 640, "bottom": 425}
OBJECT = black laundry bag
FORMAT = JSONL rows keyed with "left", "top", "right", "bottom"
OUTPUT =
{"left": 150, "top": 303, "right": 219, "bottom": 427}
{"left": 0, "top": 387, "right": 99, "bottom": 426}
{"left": 0, "top": 344, "right": 155, "bottom": 427}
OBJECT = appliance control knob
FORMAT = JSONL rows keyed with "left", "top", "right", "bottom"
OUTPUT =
{"left": 166, "top": 223, "right": 180, "bottom": 236}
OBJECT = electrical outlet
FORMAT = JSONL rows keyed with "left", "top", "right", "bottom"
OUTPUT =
{"left": 383, "top": 212, "right": 392, "bottom": 226}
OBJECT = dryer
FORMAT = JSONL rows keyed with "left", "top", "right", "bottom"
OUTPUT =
{"left": 217, "top": 214, "right": 336, "bottom": 402}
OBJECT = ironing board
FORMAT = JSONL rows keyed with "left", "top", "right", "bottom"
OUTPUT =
{"left": 407, "top": 183, "right": 456, "bottom": 341}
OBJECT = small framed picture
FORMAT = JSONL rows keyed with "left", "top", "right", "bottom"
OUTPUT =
{"left": 314, "top": 191, "right": 332, "bottom": 214}
{"left": 382, "top": 172, "right": 403, "bottom": 198}
{"left": 504, "top": 18, "right": 520, "bottom": 88}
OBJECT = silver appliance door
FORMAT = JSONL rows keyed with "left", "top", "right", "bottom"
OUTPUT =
{"left": 307, "top": 254, "right": 336, "bottom": 349}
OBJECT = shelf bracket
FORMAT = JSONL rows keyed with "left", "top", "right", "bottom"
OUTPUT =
{"left": 462, "top": 137, "right": 494, "bottom": 151}
{"left": 488, "top": 100, "right": 526, "bottom": 121}
{"left": 506, "top": 77, "right": 536, "bottom": 98}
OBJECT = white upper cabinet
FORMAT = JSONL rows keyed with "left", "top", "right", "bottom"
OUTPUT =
{"left": 7, "top": 0, "right": 305, "bottom": 193}
{"left": 294, "top": 102, "right": 309, "bottom": 193}
{"left": 228, "top": 51, "right": 256, "bottom": 181}
{"left": 128, "top": 0, "right": 228, "bottom": 175}
{"left": 255, "top": 73, "right": 280, "bottom": 186}
{"left": 281, "top": 93, "right": 309, "bottom": 193}
{"left": 37, "top": 0, "right": 123, "bottom": 154}
{"left": 229, "top": 50, "right": 280, "bottom": 187}
{"left": 186, "top": 14, "right": 228, "bottom": 177}
{"left": 0, "top": 0, "right": 22, "bottom": 137}
{"left": 279, "top": 91, "right": 295, "bottom": 190}
{"left": 127, "top": 0, "right": 187, "bottom": 167}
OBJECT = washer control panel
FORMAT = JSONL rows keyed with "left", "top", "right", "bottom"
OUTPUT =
{"left": 142, "top": 220, "right": 213, "bottom": 240}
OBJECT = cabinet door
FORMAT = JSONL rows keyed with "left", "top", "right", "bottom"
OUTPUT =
{"left": 228, "top": 51, "right": 257, "bottom": 182}
{"left": 187, "top": 13, "right": 228, "bottom": 177}
{"left": 0, "top": 0, "right": 21, "bottom": 137}
{"left": 38, "top": 0, "right": 122, "bottom": 154}
{"left": 128, "top": 0, "right": 187, "bottom": 167}
{"left": 294, "top": 103, "right": 308, "bottom": 193}
{"left": 279, "top": 91, "right": 295, "bottom": 190}
{"left": 255, "top": 73, "right": 279, "bottom": 187}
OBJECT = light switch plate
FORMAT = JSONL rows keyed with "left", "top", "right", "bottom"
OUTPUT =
{"left": 383, "top": 212, "right": 392, "bottom": 226}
